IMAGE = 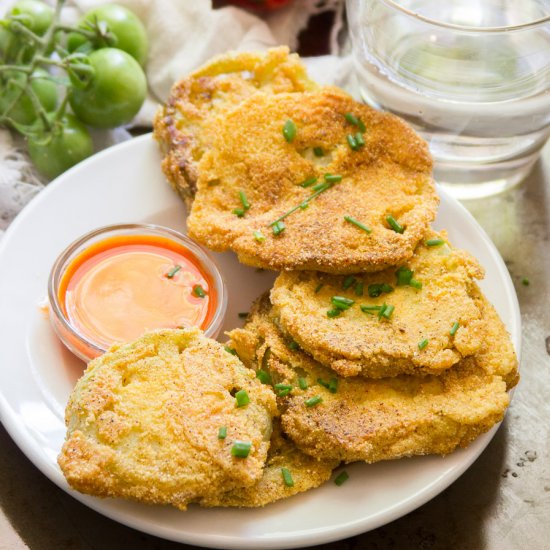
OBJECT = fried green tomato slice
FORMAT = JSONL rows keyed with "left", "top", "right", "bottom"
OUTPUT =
{"left": 187, "top": 87, "right": 438, "bottom": 273}
{"left": 271, "top": 231, "right": 486, "bottom": 378}
{"left": 200, "top": 420, "right": 337, "bottom": 508}
{"left": 153, "top": 46, "right": 316, "bottom": 207}
{"left": 228, "top": 295, "right": 518, "bottom": 464}
{"left": 58, "top": 329, "right": 277, "bottom": 510}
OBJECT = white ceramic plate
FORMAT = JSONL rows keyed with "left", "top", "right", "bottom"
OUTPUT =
{"left": 0, "top": 135, "right": 521, "bottom": 549}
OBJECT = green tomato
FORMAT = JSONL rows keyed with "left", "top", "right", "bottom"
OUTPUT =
{"left": 69, "top": 48, "right": 146, "bottom": 129}
{"left": 9, "top": 0, "right": 53, "bottom": 36}
{"left": 28, "top": 114, "right": 94, "bottom": 179}
{"left": 0, "top": 68, "right": 57, "bottom": 125}
{"left": 67, "top": 4, "right": 148, "bottom": 66}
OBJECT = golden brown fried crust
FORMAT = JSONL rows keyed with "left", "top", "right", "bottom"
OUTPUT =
{"left": 200, "top": 420, "right": 337, "bottom": 508}
{"left": 187, "top": 87, "right": 438, "bottom": 273}
{"left": 153, "top": 47, "right": 316, "bottom": 208}
{"left": 270, "top": 230, "right": 486, "bottom": 378}
{"left": 58, "top": 329, "right": 277, "bottom": 510}
{"left": 228, "top": 294, "right": 518, "bottom": 464}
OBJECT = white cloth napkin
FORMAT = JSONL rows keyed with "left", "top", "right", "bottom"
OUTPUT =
{"left": 0, "top": 0, "right": 349, "bottom": 235}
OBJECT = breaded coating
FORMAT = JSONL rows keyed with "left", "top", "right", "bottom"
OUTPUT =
{"left": 187, "top": 87, "right": 438, "bottom": 273}
{"left": 271, "top": 231, "right": 486, "bottom": 378}
{"left": 153, "top": 47, "right": 315, "bottom": 207}
{"left": 200, "top": 420, "right": 337, "bottom": 508}
{"left": 228, "top": 295, "right": 518, "bottom": 464}
{"left": 58, "top": 329, "right": 277, "bottom": 510}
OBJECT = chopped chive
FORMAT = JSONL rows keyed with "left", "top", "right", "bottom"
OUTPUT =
{"left": 298, "top": 377, "right": 308, "bottom": 390}
{"left": 253, "top": 230, "right": 265, "bottom": 243}
{"left": 235, "top": 389, "right": 250, "bottom": 407}
{"left": 521, "top": 277, "right": 530, "bottom": 286}
{"left": 256, "top": 369, "right": 271, "bottom": 384}
{"left": 344, "top": 215, "right": 372, "bottom": 234}
{"left": 288, "top": 341, "right": 300, "bottom": 351}
{"left": 218, "top": 426, "right": 227, "bottom": 439}
{"left": 344, "top": 112, "right": 360, "bottom": 126}
{"left": 313, "top": 181, "right": 329, "bottom": 191}
{"left": 378, "top": 303, "right": 394, "bottom": 320}
{"left": 342, "top": 275, "right": 357, "bottom": 290}
{"left": 327, "top": 308, "right": 342, "bottom": 318}
{"left": 238, "top": 312, "right": 248, "bottom": 318}
{"left": 357, "top": 119, "right": 366, "bottom": 132}
{"left": 396, "top": 266, "right": 414, "bottom": 286}
{"left": 314, "top": 283, "right": 324, "bottom": 294}
{"left": 334, "top": 470, "right": 349, "bottom": 486}
{"left": 361, "top": 305, "right": 383, "bottom": 314}
{"left": 331, "top": 296, "right": 355, "bottom": 309}
{"left": 193, "top": 284, "right": 207, "bottom": 298}
{"left": 368, "top": 283, "right": 394, "bottom": 297}
{"left": 272, "top": 220, "right": 286, "bottom": 236}
{"left": 299, "top": 201, "right": 309, "bottom": 210}
{"left": 233, "top": 207, "right": 245, "bottom": 218}
{"left": 386, "top": 215, "right": 405, "bottom": 234}
{"left": 224, "top": 345, "right": 237, "bottom": 355}
{"left": 347, "top": 134, "right": 359, "bottom": 150}
{"left": 418, "top": 338, "right": 429, "bottom": 350}
{"left": 275, "top": 383, "right": 293, "bottom": 391}
{"left": 313, "top": 147, "right": 324, "bottom": 157}
{"left": 324, "top": 173, "right": 342, "bottom": 184}
{"left": 239, "top": 190, "right": 250, "bottom": 210}
{"left": 409, "top": 278, "right": 423, "bottom": 290}
{"left": 283, "top": 119, "right": 296, "bottom": 142}
{"left": 426, "top": 238, "right": 445, "bottom": 246}
{"left": 231, "top": 440, "right": 252, "bottom": 458}
{"left": 355, "top": 281, "right": 364, "bottom": 296}
{"left": 355, "top": 132, "right": 365, "bottom": 147}
{"left": 305, "top": 395, "right": 323, "bottom": 407}
{"left": 278, "top": 388, "right": 291, "bottom": 397}
{"left": 281, "top": 467, "right": 294, "bottom": 487}
{"left": 318, "top": 377, "right": 338, "bottom": 394}
{"left": 165, "top": 264, "right": 181, "bottom": 279}
{"left": 450, "top": 322, "right": 460, "bottom": 336}
{"left": 300, "top": 176, "right": 318, "bottom": 188}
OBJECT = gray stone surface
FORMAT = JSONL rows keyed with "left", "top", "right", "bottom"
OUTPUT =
{"left": 1, "top": 145, "right": 549, "bottom": 550}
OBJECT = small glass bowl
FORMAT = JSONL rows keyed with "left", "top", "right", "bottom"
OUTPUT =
{"left": 48, "top": 223, "right": 227, "bottom": 363}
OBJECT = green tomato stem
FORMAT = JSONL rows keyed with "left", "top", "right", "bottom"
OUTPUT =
{"left": 0, "top": 64, "right": 31, "bottom": 73}
{"left": 6, "top": 20, "right": 45, "bottom": 46}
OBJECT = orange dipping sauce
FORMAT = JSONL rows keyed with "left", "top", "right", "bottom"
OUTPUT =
{"left": 57, "top": 234, "right": 218, "bottom": 351}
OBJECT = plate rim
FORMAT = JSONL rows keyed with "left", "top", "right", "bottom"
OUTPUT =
{"left": 0, "top": 133, "right": 521, "bottom": 549}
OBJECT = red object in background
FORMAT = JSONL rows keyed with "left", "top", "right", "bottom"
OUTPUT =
{"left": 225, "top": 0, "right": 293, "bottom": 12}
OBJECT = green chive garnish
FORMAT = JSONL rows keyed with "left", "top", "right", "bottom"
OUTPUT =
{"left": 235, "top": 389, "right": 250, "bottom": 407}
{"left": 355, "top": 132, "right": 365, "bottom": 147}
{"left": 253, "top": 230, "right": 265, "bottom": 243}
{"left": 298, "top": 377, "right": 308, "bottom": 390}
{"left": 279, "top": 388, "right": 291, "bottom": 397}
{"left": 305, "top": 395, "right": 323, "bottom": 407}
{"left": 166, "top": 265, "right": 182, "bottom": 279}
{"left": 283, "top": 119, "right": 296, "bottom": 142}
{"left": 275, "top": 383, "right": 293, "bottom": 397}
{"left": 386, "top": 215, "right": 404, "bottom": 234}
{"left": 281, "top": 467, "right": 294, "bottom": 487}
{"left": 342, "top": 276, "right": 356, "bottom": 290}
{"left": 233, "top": 208, "right": 245, "bottom": 218}
{"left": 361, "top": 305, "right": 383, "bottom": 314}
{"left": 331, "top": 296, "right": 354, "bottom": 309}
{"left": 300, "top": 176, "right": 318, "bottom": 188}
{"left": 378, "top": 303, "right": 394, "bottom": 320}
{"left": 312, "top": 181, "right": 329, "bottom": 191}
{"left": 288, "top": 341, "right": 300, "bottom": 351}
{"left": 313, "top": 147, "right": 324, "bottom": 157}
{"left": 239, "top": 190, "right": 250, "bottom": 210}
{"left": 450, "top": 322, "right": 460, "bottom": 336}
{"left": 231, "top": 440, "right": 252, "bottom": 458}
{"left": 344, "top": 215, "right": 372, "bottom": 234}
{"left": 347, "top": 134, "right": 359, "bottom": 150}
{"left": 327, "top": 308, "right": 342, "bottom": 318}
{"left": 344, "top": 112, "right": 360, "bottom": 126}
{"left": 418, "top": 338, "right": 429, "bottom": 350}
{"left": 224, "top": 345, "right": 237, "bottom": 355}
{"left": 238, "top": 312, "right": 248, "bottom": 318}
{"left": 314, "top": 283, "right": 324, "bottom": 294}
{"left": 368, "top": 283, "right": 393, "bottom": 297}
{"left": 324, "top": 173, "right": 342, "bottom": 184}
{"left": 521, "top": 277, "right": 530, "bottom": 286}
{"left": 193, "top": 284, "right": 206, "bottom": 298}
{"left": 334, "top": 470, "right": 349, "bottom": 486}
{"left": 218, "top": 426, "right": 227, "bottom": 439}
{"left": 272, "top": 220, "right": 286, "bottom": 236}
{"left": 318, "top": 377, "right": 338, "bottom": 394}
{"left": 409, "top": 278, "right": 423, "bottom": 290}
{"left": 426, "top": 238, "right": 445, "bottom": 246}
{"left": 256, "top": 369, "right": 271, "bottom": 384}
{"left": 396, "top": 266, "right": 414, "bottom": 286}
{"left": 355, "top": 281, "right": 364, "bottom": 296}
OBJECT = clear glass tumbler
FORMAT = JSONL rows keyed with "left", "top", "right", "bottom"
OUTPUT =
{"left": 347, "top": 0, "right": 550, "bottom": 199}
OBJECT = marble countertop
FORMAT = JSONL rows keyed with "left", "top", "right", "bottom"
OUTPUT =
{"left": 1, "top": 143, "right": 549, "bottom": 550}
